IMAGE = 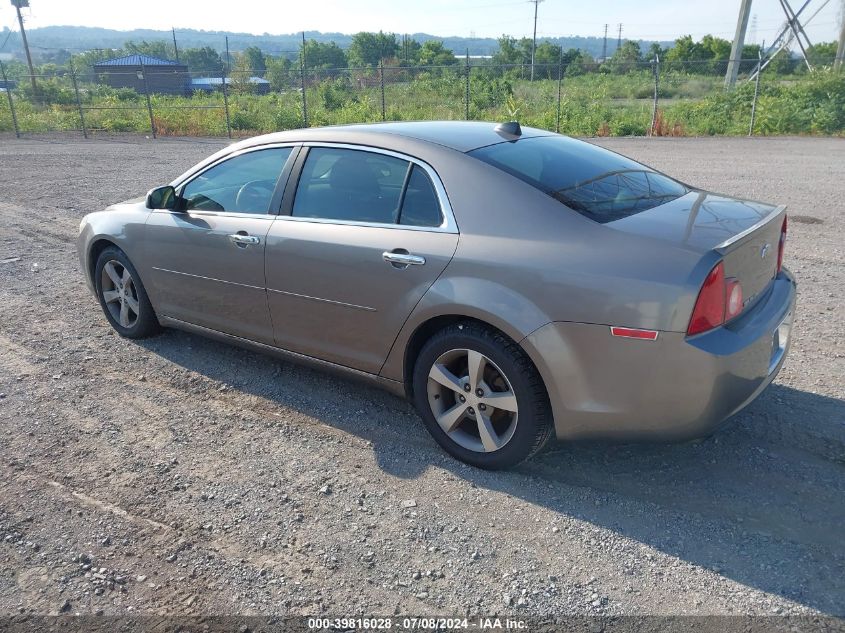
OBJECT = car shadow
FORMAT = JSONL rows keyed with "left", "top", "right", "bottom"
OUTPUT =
{"left": 138, "top": 328, "right": 845, "bottom": 615}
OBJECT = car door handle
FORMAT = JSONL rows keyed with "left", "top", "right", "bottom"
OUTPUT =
{"left": 383, "top": 251, "right": 426, "bottom": 267}
{"left": 228, "top": 233, "right": 260, "bottom": 246}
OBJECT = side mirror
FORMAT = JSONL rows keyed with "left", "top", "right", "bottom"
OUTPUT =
{"left": 145, "top": 185, "right": 178, "bottom": 210}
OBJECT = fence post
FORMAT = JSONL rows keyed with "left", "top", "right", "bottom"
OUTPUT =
{"left": 139, "top": 59, "right": 156, "bottom": 138}
{"left": 380, "top": 60, "right": 386, "bottom": 121}
{"left": 556, "top": 48, "right": 563, "bottom": 133}
{"left": 464, "top": 50, "right": 470, "bottom": 121}
{"left": 0, "top": 59, "right": 20, "bottom": 138}
{"left": 749, "top": 50, "right": 762, "bottom": 137}
{"left": 221, "top": 66, "right": 232, "bottom": 139}
{"left": 69, "top": 62, "right": 88, "bottom": 139}
{"left": 649, "top": 53, "right": 660, "bottom": 136}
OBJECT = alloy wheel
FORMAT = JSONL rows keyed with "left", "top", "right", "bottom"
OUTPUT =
{"left": 100, "top": 259, "right": 140, "bottom": 329}
{"left": 426, "top": 348, "right": 519, "bottom": 453}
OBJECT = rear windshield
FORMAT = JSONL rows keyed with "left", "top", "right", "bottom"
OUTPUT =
{"left": 468, "top": 136, "right": 688, "bottom": 223}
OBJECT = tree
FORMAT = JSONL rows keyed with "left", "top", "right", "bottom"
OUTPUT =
{"left": 608, "top": 40, "right": 643, "bottom": 74}
{"left": 180, "top": 47, "right": 223, "bottom": 74}
{"left": 492, "top": 35, "right": 522, "bottom": 66}
{"left": 530, "top": 41, "right": 561, "bottom": 79}
{"left": 399, "top": 37, "right": 422, "bottom": 65}
{"left": 566, "top": 50, "right": 595, "bottom": 76}
{"left": 740, "top": 43, "right": 762, "bottom": 74}
{"left": 700, "top": 34, "right": 731, "bottom": 73}
{"left": 241, "top": 46, "right": 266, "bottom": 77}
{"left": 766, "top": 48, "right": 797, "bottom": 75}
{"left": 807, "top": 41, "right": 837, "bottom": 66}
{"left": 417, "top": 40, "right": 457, "bottom": 66}
{"left": 230, "top": 53, "right": 256, "bottom": 93}
{"left": 124, "top": 40, "right": 172, "bottom": 60}
{"left": 266, "top": 55, "right": 294, "bottom": 91}
{"left": 302, "top": 40, "right": 347, "bottom": 69}
{"left": 492, "top": 35, "right": 535, "bottom": 76}
{"left": 665, "top": 35, "right": 708, "bottom": 72}
{"left": 647, "top": 42, "right": 666, "bottom": 61}
{"left": 348, "top": 31, "right": 399, "bottom": 67}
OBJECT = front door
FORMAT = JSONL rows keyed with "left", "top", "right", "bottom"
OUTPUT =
{"left": 144, "top": 146, "right": 296, "bottom": 344}
{"left": 265, "top": 145, "right": 459, "bottom": 374}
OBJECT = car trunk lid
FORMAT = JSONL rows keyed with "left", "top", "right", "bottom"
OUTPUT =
{"left": 608, "top": 191, "right": 786, "bottom": 315}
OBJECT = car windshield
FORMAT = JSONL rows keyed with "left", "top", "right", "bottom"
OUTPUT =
{"left": 468, "top": 136, "right": 689, "bottom": 222}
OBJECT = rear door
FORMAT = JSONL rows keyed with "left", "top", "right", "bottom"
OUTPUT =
{"left": 145, "top": 145, "right": 297, "bottom": 344}
{"left": 264, "top": 144, "right": 459, "bottom": 374}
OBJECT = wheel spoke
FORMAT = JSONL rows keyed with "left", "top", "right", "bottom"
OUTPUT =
{"left": 435, "top": 401, "right": 467, "bottom": 434}
{"left": 104, "top": 262, "right": 121, "bottom": 286}
{"left": 466, "top": 350, "right": 486, "bottom": 390}
{"left": 121, "top": 268, "right": 132, "bottom": 285}
{"left": 476, "top": 412, "right": 501, "bottom": 452}
{"left": 102, "top": 289, "right": 120, "bottom": 304}
{"left": 119, "top": 301, "right": 131, "bottom": 328}
{"left": 428, "top": 363, "right": 464, "bottom": 395}
{"left": 125, "top": 295, "right": 140, "bottom": 316}
{"left": 480, "top": 390, "right": 518, "bottom": 413}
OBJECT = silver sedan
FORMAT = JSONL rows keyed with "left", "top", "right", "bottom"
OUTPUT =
{"left": 78, "top": 122, "right": 796, "bottom": 469}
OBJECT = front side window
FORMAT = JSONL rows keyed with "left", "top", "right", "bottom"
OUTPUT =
{"left": 468, "top": 136, "right": 688, "bottom": 223}
{"left": 181, "top": 147, "right": 293, "bottom": 214}
{"left": 292, "top": 147, "right": 410, "bottom": 224}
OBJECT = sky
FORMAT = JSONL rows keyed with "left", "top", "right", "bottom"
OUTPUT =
{"left": 0, "top": 0, "right": 842, "bottom": 45}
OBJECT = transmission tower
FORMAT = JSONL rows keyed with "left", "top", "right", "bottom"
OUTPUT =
{"left": 602, "top": 24, "right": 608, "bottom": 60}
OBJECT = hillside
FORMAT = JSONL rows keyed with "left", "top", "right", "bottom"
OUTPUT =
{"left": 0, "top": 25, "right": 673, "bottom": 61}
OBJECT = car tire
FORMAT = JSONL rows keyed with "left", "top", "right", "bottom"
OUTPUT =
{"left": 94, "top": 246, "right": 161, "bottom": 339}
{"left": 412, "top": 322, "right": 553, "bottom": 469}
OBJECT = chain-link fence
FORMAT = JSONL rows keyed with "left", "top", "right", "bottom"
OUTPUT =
{"left": 1, "top": 54, "right": 842, "bottom": 139}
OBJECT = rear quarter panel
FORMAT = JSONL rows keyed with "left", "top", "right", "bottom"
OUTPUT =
{"left": 379, "top": 156, "right": 706, "bottom": 382}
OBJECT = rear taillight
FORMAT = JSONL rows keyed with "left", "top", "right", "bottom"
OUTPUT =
{"left": 687, "top": 262, "right": 745, "bottom": 336}
{"left": 688, "top": 262, "right": 726, "bottom": 336}
{"left": 777, "top": 216, "right": 787, "bottom": 273}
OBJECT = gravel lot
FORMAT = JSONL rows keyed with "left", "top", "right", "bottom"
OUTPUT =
{"left": 0, "top": 134, "right": 843, "bottom": 619}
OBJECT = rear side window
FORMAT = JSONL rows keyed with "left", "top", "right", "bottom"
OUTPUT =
{"left": 293, "top": 147, "right": 409, "bottom": 224}
{"left": 468, "top": 136, "right": 687, "bottom": 223}
{"left": 292, "top": 147, "right": 443, "bottom": 228}
{"left": 399, "top": 165, "right": 442, "bottom": 228}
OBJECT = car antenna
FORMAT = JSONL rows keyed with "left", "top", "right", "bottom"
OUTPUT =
{"left": 494, "top": 121, "right": 522, "bottom": 136}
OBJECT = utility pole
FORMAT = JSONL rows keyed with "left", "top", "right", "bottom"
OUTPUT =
{"left": 602, "top": 24, "right": 608, "bottom": 61}
{"left": 725, "top": 0, "right": 753, "bottom": 89}
{"left": 617, "top": 23, "right": 623, "bottom": 52}
{"left": 11, "top": 0, "right": 37, "bottom": 99}
{"left": 171, "top": 27, "right": 179, "bottom": 62}
{"left": 836, "top": 16, "right": 845, "bottom": 71}
{"left": 529, "top": 0, "right": 544, "bottom": 81}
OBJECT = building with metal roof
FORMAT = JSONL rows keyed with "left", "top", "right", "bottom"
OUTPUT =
{"left": 94, "top": 54, "right": 189, "bottom": 96}
{"left": 191, "top": 76, "right": 271, "bottom": 95}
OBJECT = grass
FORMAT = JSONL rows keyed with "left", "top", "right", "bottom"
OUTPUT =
{"left": 0, "top": 69, "right": 842, "bottom": 137}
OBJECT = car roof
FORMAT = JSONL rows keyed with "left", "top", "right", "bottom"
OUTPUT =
{"left": 232, "top": 121, "right": 555, "bottom": 154}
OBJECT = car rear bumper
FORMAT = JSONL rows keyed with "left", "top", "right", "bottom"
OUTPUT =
{"left": 521, "top": 268, "right": 797, "bottom": 441}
